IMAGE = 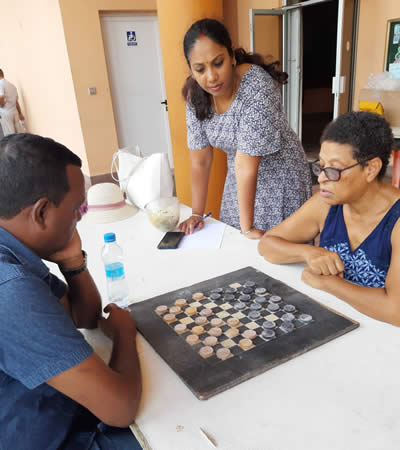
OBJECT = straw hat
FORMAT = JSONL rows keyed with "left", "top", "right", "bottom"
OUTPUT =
{"left": 82, "top": 182, "right": 138, "bottom": 224}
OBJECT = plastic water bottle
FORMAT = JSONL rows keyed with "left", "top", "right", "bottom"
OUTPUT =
{"left": 101, "top": 232, "right": 130, "bottom": 307}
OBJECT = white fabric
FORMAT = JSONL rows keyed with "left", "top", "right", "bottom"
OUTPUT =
{"left": 0, "top": 78, "right": 22, "bottom": 136}
{"left": 112, "top": 147, "right": 174, "bottom": 210}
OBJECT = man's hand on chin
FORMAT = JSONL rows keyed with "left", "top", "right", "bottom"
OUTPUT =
{"left": 47, "top": 230, "right": 84, "bottom": 270}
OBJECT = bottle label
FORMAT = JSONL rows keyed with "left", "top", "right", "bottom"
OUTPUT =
{"left": 105, "top": 262, "right": 125, "bottom": 280}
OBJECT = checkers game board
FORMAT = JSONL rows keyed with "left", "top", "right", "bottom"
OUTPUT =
{"left": 129, "top": 267, "right": 359, "bottom": 400}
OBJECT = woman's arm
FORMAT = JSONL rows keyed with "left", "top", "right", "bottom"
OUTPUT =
{"left": 178, "top": 146, "right": 213, "bottom": 234}
{"left": 302, "top": 220, "right": 400, "bottom": 326}
{"left": 258, "top": 194, "right": 344, "bottom": 275}
{"left": 235, "top": 151, "right": 263, "bottom": 238}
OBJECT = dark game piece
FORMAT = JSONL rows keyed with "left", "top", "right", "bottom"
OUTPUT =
{"left": 239, "top": 294, "right": 251, "bottom": 302}
{"left": 267, "top": 303, "right": 280, "bottom": 312}
{"left": 255, "top": 296, "right": 267, "bottom": 304}
{"left": 262, "top": 329, "right": 276, "bottom": 339}
{"left": 281, "top": 313, "right": 295, "bottom": 322}
{"left": 225, "top": 287, "right": 237, "bottom": 294}
{"left": 234, "top": 301, "right": 246, "bottom": 310}
{"left": 280, "top": 321, "right": 295, "bottom": 333}
{"left": 248, "top": 310, "right": 261, "bottom": 320}
{"left": 262, "top": 320, "right": 276, "bottom": 329}
{"left": 224, "top": 294, "right": 235, "bottom": 301}
{"left": 269, "top": 295, "right": 282, "bottom": 303}
{"left": 210, "top": 293, "right": 221, "bottom": 300}
{"left": 249, "top": 302, "right": 261, "bottom": 310}
{"left": 299, "top": 313, "right": 313, "bottom": 323}
{"left": 242, "top": 287, "right": 254, "bottom": 294}
{"left": 211, "top": 288, "right": 223, "bottom": 293}
{"left": 283, "top": 304, "right": 296, "bottom": 313}
{"left": 244, "top": 281, "right": 256, "bottom": 287}
{"left": 255, "top": 287, "right": 267, "bottom": 295}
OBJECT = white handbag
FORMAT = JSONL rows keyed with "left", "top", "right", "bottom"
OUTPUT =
{"left": 111, "top": 146, "right": 174, "bottom": 210}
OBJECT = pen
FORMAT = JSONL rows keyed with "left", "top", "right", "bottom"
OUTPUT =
{"left": 202, "top": 212, "right": 212, "bottom": 220}
{"left": 193, "top": 212, "right": 212, "bottom": 230}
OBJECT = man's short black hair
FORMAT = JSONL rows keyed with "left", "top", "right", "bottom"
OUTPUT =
{"left": 0, "top": 69, "right": 3, "bottom": 77}
{"left": 0, "top": 133, "right": 82, "bottom": 218}
{"left": 321, "top": 111, "right": 393, "bottom": 180}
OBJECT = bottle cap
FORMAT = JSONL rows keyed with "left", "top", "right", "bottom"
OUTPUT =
{"left": 104, "top": 232, "right": 116, "bottom": 243}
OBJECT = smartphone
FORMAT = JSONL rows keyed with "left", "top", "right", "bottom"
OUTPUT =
{"left": 157, "top": 231, "right": 185, "bottom": 250}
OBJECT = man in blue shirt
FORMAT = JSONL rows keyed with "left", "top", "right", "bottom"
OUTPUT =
{"left": 0, "top": 133, "right": 142, "bottom": 449}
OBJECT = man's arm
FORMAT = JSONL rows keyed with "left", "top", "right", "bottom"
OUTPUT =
{"left": 49, "top": 231, "right": 101, "bottom": 329}
{"left": 301, "top": 219, "right": 400, "bottom": 326}
{"left": 47, "top": 305, "right": 142, "bottom": 427}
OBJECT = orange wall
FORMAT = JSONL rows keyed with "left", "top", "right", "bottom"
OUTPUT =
{"left": 58, "top": 0, "right": 157, "bottom": 177}
{"left": 156, "top": 0, "right": 226, "bottom": 218}
{"left": 0, "top": 0, "right": 89, "bottom": 173}
{"left": 353, "top": 0, "right": 400, "bottom": 109}
{"left": 224, "top": 0, "right": 281, "bottom": 51}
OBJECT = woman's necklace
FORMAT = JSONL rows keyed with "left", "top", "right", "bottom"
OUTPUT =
{"left": 212, "top": 74, "right": 240, "bottom": 114}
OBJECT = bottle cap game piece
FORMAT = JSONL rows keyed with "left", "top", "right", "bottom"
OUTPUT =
{"left": 255, "top": 296, "right": 267, "bottom": 304}
{"left": 269, "top": 295, "right": 282, "bottom": 303}
{"left": 192, "top": 326, "right": 205, "bottom": 335}
{"left": 281, "top": 313, "right": 295, "bottom": 322}
{"left": 156, "top": 305, "right": 168, "bottom": 315}
{"left": 262, "top": 320, "right": 275, "bottom": 329}
{"left": 227, "top": 317, "right": 240, "bottom": 327}
{"left": 267, "top": 303, "right": 279, "bottom": 312}
{"left": 210, "top": 288, "right": 223, "bottom": 293}
{"left": 243, "top": 329, "right": 257, "bottom": 340}
{"left": 164, "top": 313, "right": 176, "bottom": 323}
{"left": 185, "top": 306, "right": 196, "bottom": 315}
{"left": 174, "top": 323, "right": 187, "bottom": 334}
{"left": 255, "top": 287, "right": 267, "bottom": 295}
{"left": 250, "top": 302, "right": 261, "bottom": 310}
{"left": 209, "top": 327, "right": 223, "bottom": 337}
{"left": 299, "top": 313, "right": 313, "bottom": 323}
{"left": 169, "top": 306, "right": 181, "bottom": 314}
{"left": 224, "top": 294, "right": 235, "bottom": 301}
{"left": 192, "top": 292, "right": 205, "bottom": 300}
{"left": 248, "top": 311, "right": 261, "bottom": 320}
{"left": 234, "top": 301, "right": 246, "bottom": 310}
{"left": 186, "top": 334, "right": 199, "bottom": 345}
{"left": 262, "top": 329, "right": 276, "bottom": 339}
{"left": 242, "top": 287, "right": 254, "bottom": 294}
{"left": 195, "top": 316, "right": 207, "bottom": 325}
{"left": 238, "top": 294, "right": 251, "bottom": 302}
{"left": 210, "top": 318, "right": 223, "bottom": 327}
{"left": 175, "top": 298, "right": 187, "bottom": 307}
{"left": 280, "top": 321, "right": 295, "bottom": 333}
{"left": 200, "top": 308, "right": 212, "bottom": 317}
{"left": 225, "top": 287, "right": 237, "bottom": 294}
{"left": 244, "top": 281, "right": 256, "bottom": 287}
{"left": 283, "top": 304, "right": 296, "bottom": 313}
{"left": 203, "top": 336, "right": 218, "bottom": 346}
{"left": 216, "top": 347, "right": 231, "bottom": 360}
{"left": 199, "top": 346, "right": 214, "bottom": 358}
{"left": 239, "top": 338, "right": 253, "bottom": 350}
{"left": 210, "top": 293, "right": 221, "bottom": 300}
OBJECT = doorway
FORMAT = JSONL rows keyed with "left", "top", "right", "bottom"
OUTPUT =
{"left": 301, "top": 0, "right": 338, "bottom": 159}
{"left": 100, "top": 14, "right": 173, "bottom": 166}
{"left": 250, "top": 0, "right": 357, "bottom": 163}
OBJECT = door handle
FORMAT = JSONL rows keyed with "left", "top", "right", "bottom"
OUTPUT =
{"left": 161, "top": 99, "right": 168, "bottom": 111}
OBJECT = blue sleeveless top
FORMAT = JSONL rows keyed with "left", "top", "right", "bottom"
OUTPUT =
{"left": 319, "top": 200, "right": 400, "bottom": 287}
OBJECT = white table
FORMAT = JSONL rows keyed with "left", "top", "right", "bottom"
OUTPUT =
{"left": 75, "top": 206, "right": 400, "bottom": 450}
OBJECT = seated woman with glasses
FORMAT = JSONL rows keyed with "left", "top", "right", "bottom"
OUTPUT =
{"left": 258, "top": 111, "right": 400, "bottom": 325}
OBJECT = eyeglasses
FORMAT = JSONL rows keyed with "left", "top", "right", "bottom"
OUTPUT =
{"left": 311, "top": 158, "right": 372, "bottom": 182}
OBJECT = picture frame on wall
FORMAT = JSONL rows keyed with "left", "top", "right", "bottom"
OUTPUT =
{"left": 384, "top": 18, "right": 400, "bottom": 74}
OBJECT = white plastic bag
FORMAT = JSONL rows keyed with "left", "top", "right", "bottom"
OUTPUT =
{"left": 111, "top": 146, "right": 174, "bottom": 210}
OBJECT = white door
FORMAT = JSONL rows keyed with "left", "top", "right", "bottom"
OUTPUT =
{"left": 101, "top": 14, "right": 173, "bottom": 166}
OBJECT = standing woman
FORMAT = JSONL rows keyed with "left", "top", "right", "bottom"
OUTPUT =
{"left": 178, "top": 18, "right": 312, "bottom": 238}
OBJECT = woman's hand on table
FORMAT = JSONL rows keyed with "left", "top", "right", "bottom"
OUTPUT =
{"left": 302, "top": 267, "right": 344, "bottom": 290}
{"left": 178, "top": 215, "right": 205, "bottom": 234}
{"left": 304, "top": 247, "right": 344, "bottom": 276}
{"left": 243, "top": 228, "right": 264, "bottom": 240}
